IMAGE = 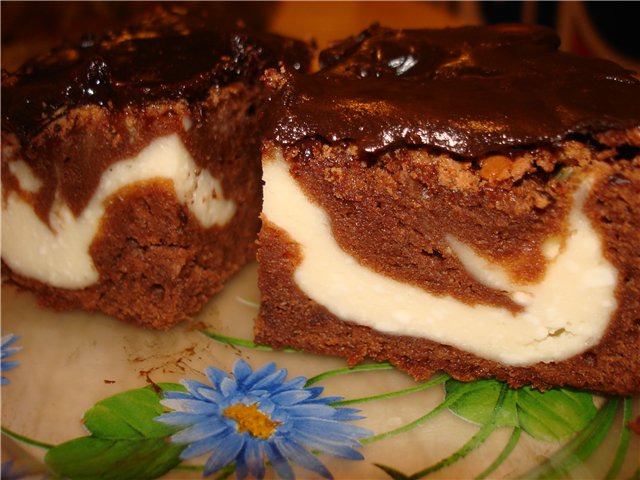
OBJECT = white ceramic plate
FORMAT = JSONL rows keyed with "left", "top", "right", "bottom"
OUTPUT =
{"left": 2, "top": 263, "right": 639, "bottom": 479}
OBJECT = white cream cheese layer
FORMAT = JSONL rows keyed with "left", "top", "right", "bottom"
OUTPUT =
{"left": 262, "top": 149, "right": 617, "bottom": 366}
{"left": 2, "top": 133, "right": 236, "bottom": 289}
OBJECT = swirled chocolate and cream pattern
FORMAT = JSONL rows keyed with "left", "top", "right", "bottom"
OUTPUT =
{"left": 2, "top": 131, "right": 236, "bottom": 289}
{"left": 262, "top": 148, "right": 617, "bottom": 366}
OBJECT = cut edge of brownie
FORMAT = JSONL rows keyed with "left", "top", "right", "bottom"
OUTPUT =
{"left": 255, "top": 131, "right": 640, "bottom": 396}
{"left": 2, "top": 79, "right": 265, "bottom": 329}
{"left": 1, "top": 9, "right": 312, "bottom": 328}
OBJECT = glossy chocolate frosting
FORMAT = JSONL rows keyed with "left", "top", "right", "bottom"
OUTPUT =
{"left": 266, "top": 24, "right": 640, "bottom": 157}
{"left": 2, "top": 8, "right": 310, "bottom": 141}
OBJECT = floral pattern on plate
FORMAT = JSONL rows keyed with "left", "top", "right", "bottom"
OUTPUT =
{"left": 1, "top": 265, "right": 639, "bottom": 479}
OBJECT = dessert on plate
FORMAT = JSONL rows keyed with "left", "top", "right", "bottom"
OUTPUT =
{"left": 256, "top": 24, "right": 640, "bottom": 395}
{"left": 1, "top": 8, "right": 310, "bottom": 328}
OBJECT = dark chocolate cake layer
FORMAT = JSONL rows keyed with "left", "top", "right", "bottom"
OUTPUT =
{"left": 256, "top": 24, "right": 640, "bottom": 395}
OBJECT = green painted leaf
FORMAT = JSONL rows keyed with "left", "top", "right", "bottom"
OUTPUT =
{"left": 44, "top": 437, "right": 185, "bottom": 480}
{"left": 520, "top": 398, "right": 619, "bottom": 479}
{"left": 516, "top": 386, "right": 597, "bottom": 442}
{"left": 446, "top": 379, "right": 518, "bottom": 428}
{"left": 84, "top": 384, "right": 182, "bottom": 439}
{"left": 45, "top": 383, "right": 187, "bottom": 480}
{"left": 445, "top": 379, "right": 597, "bottom": 442}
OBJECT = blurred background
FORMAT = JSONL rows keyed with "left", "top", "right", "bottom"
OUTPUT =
{"left": 2, "top": 1, "right": 639, "bottom": 71}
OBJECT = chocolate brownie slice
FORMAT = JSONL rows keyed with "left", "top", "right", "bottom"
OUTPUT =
{"left": 256, "top": 24, "right": 640, "bottom": 395}
{"left": 1, "top": 8, "right": 311, "bottom": 328}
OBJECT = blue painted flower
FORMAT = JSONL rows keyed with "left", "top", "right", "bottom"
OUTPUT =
{"left": 1, "top": 334, "right": 21, "bottom": 385}
{"left": 156, "top": 359, "right": 372, "bottom": 479}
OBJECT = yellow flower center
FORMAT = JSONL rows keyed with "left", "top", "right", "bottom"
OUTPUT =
{"left": 223, "top": 403, "right": 282, "bottom": 439}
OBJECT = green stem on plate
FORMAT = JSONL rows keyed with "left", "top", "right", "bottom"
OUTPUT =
{"left": 213, "top": 464, "right": 236, "bottom": 480}
{"left": 235, "top": 296, "right": 260, "bottom": 309}
{"left": 200, "top": 331, "right": 299, "bottom": 353}
{"left": 475, "top": 427, "right": 522, "bottom": 480}
{"left": 305, "top": 363, "right": 394, "bottom": 387}
{"left": 402, "top": 384, "right": 508, "bottom": 480}
{"left": 176, "top": 461, "right": 270, "bottom": 479}
{"left": 408, "top": 421, "right": 499, "bottom": 480}
{"left": 332, "top": 374, "right": 449, "bottom": 406}
{"left": 1, "top": 425, "right": 53, "bottom": 450}
{"left": 519, "top": 397, "right": 619, "bottom": 480}
{"left": 363, "top": 384, "right": 471, "bottom": 445}
{"left": 604, "top": 397, "right": 633, "bottom": 480}
{"left": 174, "top": 461, "right": 234, "bottom": 478}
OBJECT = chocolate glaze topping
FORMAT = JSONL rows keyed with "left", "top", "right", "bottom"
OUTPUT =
{"left": 266, "top": 24, "right": 640, "bottom": 158}
{"left": 2, "top": 8, "right": 310, "bottom": 141}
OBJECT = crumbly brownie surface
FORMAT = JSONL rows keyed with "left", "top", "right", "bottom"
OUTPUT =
{"left": 1, "top": 9, "right": 310, "bottom": 328}
{"left": 256, "top": 24, "right": 640, "bottom": 395}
